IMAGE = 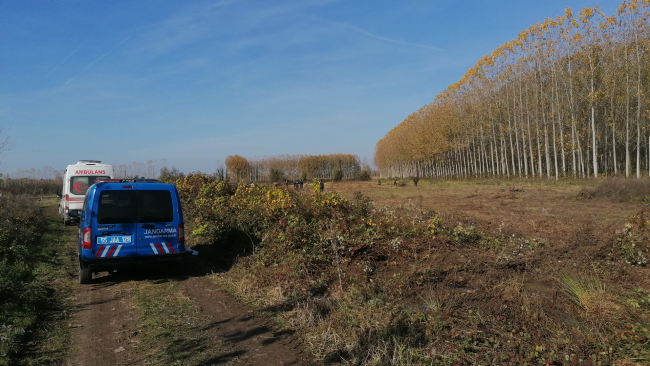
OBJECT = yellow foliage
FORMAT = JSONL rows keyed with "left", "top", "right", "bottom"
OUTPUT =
{"left": 565, "top": 7, "right": 573, "bottom": 18}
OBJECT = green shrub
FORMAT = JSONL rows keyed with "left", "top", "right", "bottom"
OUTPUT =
{"left": 0, "top": 195, "right": 48, "bottom": 361}
{"left": 269, "top": 169, "right": 284, "bottom": 183}
{"left": 158, "top": 166, "right": 185, "bottom": 183}
{"left": 451, "top": 223, "right": 481, "bottom": 245}
{"left": 357, "top": 170, "right": 371, "bottom": 181}
{"left": 333, "top": 167, "right": 343, "bottom": 181}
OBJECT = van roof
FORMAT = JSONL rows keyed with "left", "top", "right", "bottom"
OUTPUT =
{"left": 77, "top": 160, "right": 102, "bottom": 164}
{"left": 96, "top": 179, "right": 159, "bottom": 183}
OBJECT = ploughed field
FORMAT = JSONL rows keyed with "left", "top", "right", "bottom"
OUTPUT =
{"left": 330, "top": 178, "right": 641, "bottom": 244}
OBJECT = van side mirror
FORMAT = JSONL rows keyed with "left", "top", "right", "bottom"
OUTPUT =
{"left": 56, "top": 191, "right": 62, "bottom": 199}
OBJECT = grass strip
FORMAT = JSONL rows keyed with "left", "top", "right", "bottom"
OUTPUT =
{"left": 1, "top": 197, "right": 76, "bottom": 366}
{"left": 124, "top": 278, "right": 232, "bottom": 365}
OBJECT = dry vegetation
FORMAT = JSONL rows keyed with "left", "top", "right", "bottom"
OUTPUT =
{"left": 181, "top": 176, "right": 650, "bottom": 365}
{"left": 331, "top": 178, "right": 645, "bottom": 243}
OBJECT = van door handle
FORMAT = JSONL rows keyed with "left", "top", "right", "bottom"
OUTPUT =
{"left": 141, "top": 224, "right": 154, "bottom": 229}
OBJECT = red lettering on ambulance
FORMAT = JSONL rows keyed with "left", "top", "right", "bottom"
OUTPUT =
{"left": 73, "top": 169, "right": 106, "bottom": 175}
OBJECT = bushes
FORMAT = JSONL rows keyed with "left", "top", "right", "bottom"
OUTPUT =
{"left": 615, "top": 196, "right": 650, "bottom": 266}
{"left": 158, "top": 166, "right": 185, "bottom": 183}
{"left": 269, "top": 169, "right": 284, "bottom": 183}
{"left": 0, "top": 195, "right": 49, "bottom": 362}
{"left": 0, "top": 178, "right": 60, "bottom": 196}
{"left": 357, "top": 170, "right": 371, "bottom": 181}
{"left": 333, "top": 167, "right": 343, "bottom": 181}
{"left": 177, "top": 174, "right": 437, "bottom": 261}
{"left": 587, "top": 177, "right": 650, "bottom": 202}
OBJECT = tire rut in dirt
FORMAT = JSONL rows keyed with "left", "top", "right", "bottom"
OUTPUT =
{"left": 179, "top": 276, "right": 314, "bottom": 366}
{"left": 67, "top": 275, "right": 139, "bottom": 366}
{"left": 67, "top": 272, "right": 314, "bottom": 365}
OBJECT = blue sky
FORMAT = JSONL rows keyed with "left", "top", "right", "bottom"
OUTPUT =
{"left": 0, "top": 0, "right": 618, "bottom": 176}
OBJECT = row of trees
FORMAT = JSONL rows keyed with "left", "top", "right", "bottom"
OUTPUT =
{"left": 4, "top": 159, "right": 168, "bottom": 180}
{"left": 225, "top": 154, "right": 365, "bottom": 182}
{"left": 2, "top": 166, "right": 62, "bottom": 180}
{"left": 112, "top": 159, "right": 167, "bottom": 179}
{"left": 375, "top": 0, "right": 650, "bottom": 179}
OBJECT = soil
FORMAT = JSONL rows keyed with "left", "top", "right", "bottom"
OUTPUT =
{"left": 65, "top": 272, "right": 311, "bottom": 366}
{"left": 331, "top": 180, "right": 644, "bottom": 244}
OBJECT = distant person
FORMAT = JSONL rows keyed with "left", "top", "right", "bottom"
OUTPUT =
{"left": 393, "top": 178, "right": 398, "bottom": 186}
{"left": 378, "top": 180, "right": 382, "bottom": 185}
{"left": 319, "top": 180, "right": 325, "bottom": 192}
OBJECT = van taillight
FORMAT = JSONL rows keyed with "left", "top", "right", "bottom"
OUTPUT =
{"left": 65, "top": 194, "right": 69, "bottom": 209}
{"left": 82, "top": 228, "right": 92, "bottom": 249}
{"left": 178, "top": 224, "right": 184, "bottom": 244}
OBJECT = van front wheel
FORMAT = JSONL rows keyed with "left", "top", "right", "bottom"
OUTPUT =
{"left": 79, "top": 260, "right": 92, "bottom": 284}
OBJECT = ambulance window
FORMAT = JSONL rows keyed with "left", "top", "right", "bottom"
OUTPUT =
{"left": 70, "top": 176, "right": 110, "bottom": 195}
{"left": 97, "top": 191, "right": 137, "bottom": 224}
{"left": 137, "top": 190, "right": 173, "bottom": 223}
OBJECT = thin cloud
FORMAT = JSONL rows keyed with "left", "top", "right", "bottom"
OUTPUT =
{"left": 83, "top": 35, "right": 131, "bottom": 71}
{"left": 204, "top": 0, "right": 241, "bottom": 10}
{"left": 45, "top": 41, "right": 87, "bottom": 79}
{"left": 332, "top": 20, "right": 445, "bottom": 52}
{"left": 45, "top": 16, "right": 114, "bottom": 79}
{"left": 58, "top": 35, "right": 131, "bottom": 90}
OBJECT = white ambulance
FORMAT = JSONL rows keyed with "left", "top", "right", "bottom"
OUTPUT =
{"left": 57, "top": 160, "right": 114, "bottom": 225}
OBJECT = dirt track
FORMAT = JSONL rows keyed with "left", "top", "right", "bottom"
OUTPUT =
{"left": 59, "top": 226, "right": 312, "bottom": 366}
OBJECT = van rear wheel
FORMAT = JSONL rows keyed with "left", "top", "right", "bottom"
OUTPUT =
{"left": 79, "top": 260, "right": 92, "bottom": 284}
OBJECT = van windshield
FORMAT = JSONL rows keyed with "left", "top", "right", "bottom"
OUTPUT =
{"left": 70, "top": 176, "right": 110, "bottom": 195}
{"left": 97, "top": 190, "right": 173, "bottom": 224}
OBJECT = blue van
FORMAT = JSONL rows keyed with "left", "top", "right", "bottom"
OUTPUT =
{"left": 77, "top": 179, "right": 187, "bottom": 284}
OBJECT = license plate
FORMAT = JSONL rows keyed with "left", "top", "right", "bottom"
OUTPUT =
{"left": 97, "top": 235, "right": 132, "bottom": 244}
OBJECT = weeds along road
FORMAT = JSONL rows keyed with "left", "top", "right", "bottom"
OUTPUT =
{"left": 41, "top": 199, "right": 312, "bottom": 366}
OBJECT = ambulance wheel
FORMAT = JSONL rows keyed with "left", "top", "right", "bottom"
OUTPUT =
{"left": 79, "top": 261, "right": 92, "bottom": 284}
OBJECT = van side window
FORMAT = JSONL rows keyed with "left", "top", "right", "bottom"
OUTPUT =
{"left": 138, "top": 190, "right": 173, "bottom": 223}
